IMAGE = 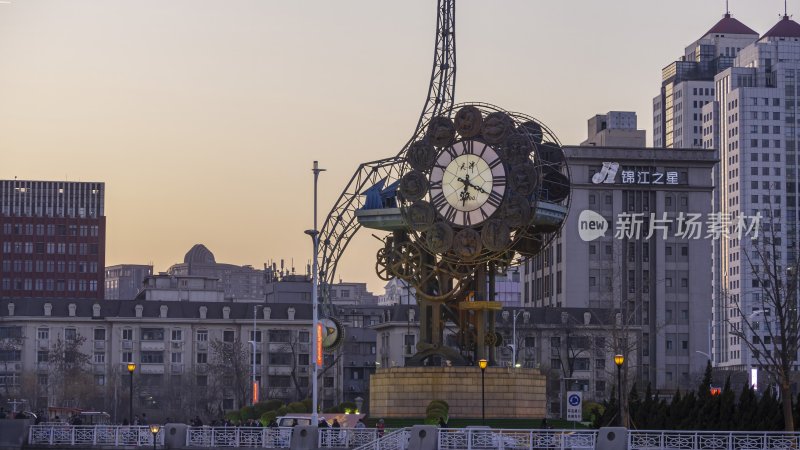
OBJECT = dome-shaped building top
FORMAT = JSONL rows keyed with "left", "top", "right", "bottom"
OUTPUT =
{"left": 704, "top": 13, "right": 758, "bottom": 37}
{"left": 761, "top": 15, "right": 800, "bottom": 40}
{"left": 183, "top": 244, "right": 216, "bottom": 265}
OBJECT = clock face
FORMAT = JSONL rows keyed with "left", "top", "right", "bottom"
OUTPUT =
{"left": 429, "top": 140, "right": 506, "bottom": 227}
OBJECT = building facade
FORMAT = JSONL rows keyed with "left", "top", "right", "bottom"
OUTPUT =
{"left": 704, "top": 14, "right": 800, "bottom": 371}
{"left": 0, "top": 180, "right": 106, "bottom": 300}
{"left": 168, "top": 245, "right": 267, "bottom": 301}
{"left": 0, "top": 298, "right": 337, "bottom": 421}
{"left": 522, "top": 144, "right": 716, "bottom": 392}
{"left": 105, "top": 264, "right": 153, "bottom": 300}
{"left": 653, "top": 13, "right": 758, "bottom": 148}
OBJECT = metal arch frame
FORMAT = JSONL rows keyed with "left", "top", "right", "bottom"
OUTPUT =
{"left": 317, "top": 0, "right": 457, "bottom": 309}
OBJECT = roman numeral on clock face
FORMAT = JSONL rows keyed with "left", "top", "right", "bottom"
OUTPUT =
{"left": 463, "top": 141, "right": 474, "bottom": 154}
{"left": 493, "top": 176, "right": 506, "bottom": 187}
{"left": 488, "top": 158, "right": 502, "bottom": 169}
{"left": 431, "top": 192, "right": 446, "bottom": 209}
{"left": 462, "top": 211, "right": 472, "bottom": 226}
{"left": 487, "top": 190, "right": 503, "bottom": 208}
{"left": 443, "top": 206, "right": 457, "bottom": 223}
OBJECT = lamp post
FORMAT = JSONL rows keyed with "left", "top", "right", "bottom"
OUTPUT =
{"left": 614, "top": 354, "right": 624, "bottom": 427}
{"left": 509, "top": 310, "right": 522, "bottom": 368}
{"left": 127, "top": 363, "right": 136, "bottom": 424}
{"left": 149, "top": 424, "right": 161, "bottom": 450}
{"left": 478, "top": 359, "right": 488, "bottom": 425}
{"left": 305, "top": 160, "right": 325, "bottom": 425}
{"left": 250, "top": 304, "right": 263, "bottom": 405}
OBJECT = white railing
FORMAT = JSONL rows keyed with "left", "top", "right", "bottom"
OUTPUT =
{"left": 28, "top": 425, "right": 164, "bottom": 447}
{"left": 438, "top": 428, "right": 597, "bottom": 450}
{"left": 353, "top": 428, "right": 409, "bottom": 450}
{"left": 186, "top": 426, "right": 293, "bottom": 448}
{"left": 629, "top": 430, "right": 800, "bottom": 450}
{"left": 319, "top": 428, "right": 383, "bottom": 448}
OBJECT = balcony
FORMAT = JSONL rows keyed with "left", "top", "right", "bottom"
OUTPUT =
{"left": 171, "top": 342, "right": 183, "bottom": 349}
{"left": 197, "top": 342, "right": 208, "bottom": 351}
{"left": 93, "top": 364, "right": 105, "bottom": 374}
{"left": 170, "top": 364, "right": 183, "bottom": 374}
{"left": 121, "top": 341, "right": 133, "bottom": 350}
{"left": 94, "top": 341, "right": 105, "bottom": 350}
{"left": 140, "top": 341, "right": 165, "bottom": 351}
{"left": 139, "top": 364, "right": 165, "bottom": 374}
{"left": 37, "top": 362, "right": 49, "bottom": 372}
{"left": 0, "top": 362, "right": 21, "bottom": 372}
{"left": 37, "top": 339, "right": 49, "bottom": 350}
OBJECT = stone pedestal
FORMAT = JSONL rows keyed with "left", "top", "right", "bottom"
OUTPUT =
{"left": 369, "top": 367, "right": 546, "bottom": 419}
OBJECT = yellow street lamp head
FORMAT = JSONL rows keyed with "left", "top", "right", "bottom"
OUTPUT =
{"left": 127, "top": 363, "right": 136, "bottom": 373}
{"left": 614, "top": 354, "right": 625, "bottom": 367}
{"left": 478, "top": 359, "right": 488, "bottom": 370}
{"left": 149, "top": 424, "right": 161, "bottom": 434}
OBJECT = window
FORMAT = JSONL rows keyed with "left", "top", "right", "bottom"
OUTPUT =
{"left": 299, "top": 331, "right": 310, "bottom": 343}
{"left": 574, "top": 358, "right": 590, "bottom": 371}
{"left": 141, "top": 328, "right": 164, "bottom": 341}
{"left": 0, "top": 350, "right": 21, "bottom": 362}
{"left": 122, "top": 352, "right": 133, "bottom": 363}
{"left": 196, "top": 352, "right": 208, "bottom": 364}
{"left": 269, "top": 330, "right": 292, "bottom": 343}
{"left": 94, "top": 352, "right": 105, "bottom": 364}
{"left": 141, "top": 351, "right": 163, "bottom": 364}
{"left": 122, "top": 329, "right": 133, "bottom": 341}
{"left": 65, "top": 328, "right": 77, "bottom": 341}
{"left": 171, "top": 352, "right": 183, "bottom": 364}
{"left": 196, "top": 375, "right": 207, "bottom": 387}
{"left": 269, "top": 352, "right": 293, "bottom": 366}
{"left": 37, "top": 351, "right": 49, "bottom": 363}
{"left": 171, "top": 329, "right": 183, "bottom": 341}
{"left": 196, "top": 330, "right": 208, "bottom": 342}
{"left": 94, "top": 329, "right": 106, "bottom": 341}
{"left": 37, "top": 328, "right": 49, "bottom": 340}
{"left": 223, "top": 330, "right": 235, "bottom": 342}
{"left": 249, "top": 330, "right": 262, "bottom": 342}
{"left": 95, "top": 375, "right": 105, "bottom": 386}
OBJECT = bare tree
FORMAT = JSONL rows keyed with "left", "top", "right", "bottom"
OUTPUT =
{"left": 209, "top": 338, "right": 250, "bottom": 410}
{"left": 728, "top": 208, "right": 799, "bottom": 431}
{"left": 47, "top": 335, "right": 93, "bottom": 408}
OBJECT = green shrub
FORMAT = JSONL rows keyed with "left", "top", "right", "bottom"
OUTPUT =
{"left": 255, "top": 400, "right": 284, "bottom": 415}
{"left": 426, "top": 400, "right": 449, "bottom": 413}
{"left": 275, "top": 406, "right": 288, "bottom": 417}
{"left": 286, "top": 402, "right": 308, "bottom": 413}
{"left": 224, "top": 411, "right": 241, "bottom": 423}
{"left": 239, "top": 406, "right": 257, "bottom": 421}
{"left": 259, "top": 411, "right": 277, "bottom": 426}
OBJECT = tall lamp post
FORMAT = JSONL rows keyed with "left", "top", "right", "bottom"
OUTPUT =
{"left": 614, "top": 354, "right": 624, "bottom": 427}
{"left": 478, "top": 359, "right": 488, "bottom": 425}
{"left": 149, "top": 424, "right": 161, "bottom": 450}
{"left": 509, "top": 310, "right": 522, "bottom": 368}
{"left": 250, "top": 304, "right": 263, "bottom": 405}
{"left": 305, "top": 160, "right": 325, "bottom": 425}
{"left": 127, "top": 363, "right": 136, "bottom": 424}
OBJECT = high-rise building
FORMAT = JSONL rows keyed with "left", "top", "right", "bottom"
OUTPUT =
{"left": 0, "top": 180, "right": 105, "bottom": 300}
{"left": 521, "top": 142, "right": 716, "bottom": 391}
{"left": 653, "top": 13, "right": 758, "bottom": 148}
{"left": 582, "top": 111, "right": 646, "bottom": 148}
{"left": 704, "top": 14, "right": 800, "bottom": 371}
{"left": 105, "top": 264, "right": 153, "bottom": 300}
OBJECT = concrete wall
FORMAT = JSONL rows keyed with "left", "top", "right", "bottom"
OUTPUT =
{"left": 370, "top": 367, "right": 546, "bottom": 419}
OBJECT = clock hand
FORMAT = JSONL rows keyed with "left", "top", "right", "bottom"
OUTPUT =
{"left": 458, "top": 176, "right": 488, "bottom": 195}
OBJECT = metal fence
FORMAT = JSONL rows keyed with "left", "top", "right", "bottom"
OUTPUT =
{"left": 186, "top": 426, "right": 293, "bottom": 448}
{"left": 628, "top": 430, "right": 800, "bottom": 450}
{"left": 353, "top": 428, "right": 409, "bottom": 450}
{"left": 438, "top": 428, "right": 597, "bottom": 450}
{"left": 319, "top": 428, "right": 385, "bottom": 448}
{"left": 28, "top": 425, "right": 164, "bottom": 447}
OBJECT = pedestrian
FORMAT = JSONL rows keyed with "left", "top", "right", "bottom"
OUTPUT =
{"left": 332, "top": 419, "right": 340, "bottom": 428}
{"left": 134, "top": 414, "right": 140, "bottom": 425}
{"left": 355, "top": 418, "right": 366, "bottom": 429}
{"left": 540, "top": 417, "right": 548, "bottom": 429}
{"left": 318, "top": 419, "right": 328, "bottom": 428}
{"left": 376, "top": 418, "right": 385, "bottom": 437}
{"left": 140, "top": 413, "right": 148, "bottom": 425}
{"left": 291, "top": 419, "right": 298, "bottom": 427}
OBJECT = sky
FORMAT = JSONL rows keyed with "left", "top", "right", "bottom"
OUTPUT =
{"left": 0, "top": 0, "right": 793, "bottom": 293}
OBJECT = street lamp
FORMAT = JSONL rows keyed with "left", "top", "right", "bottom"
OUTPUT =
{"left": 305, "top": 160, "right": 325, "bottom": 425}
{"left": 149, "top": 424, "right": 161, "bottom": 450}
{"left": 250, "top": 304, "right": 263, "bottom": 405}
{"left": 508, "top": 310, "right": 523, "bottom": 368}
{"left": 614, "top": 354, "right": 624, "bottom": 426}
{"left": 126, "top": 363, "right": 136, "bottom": 424}
{"left": 478, "top": 359, "right": 488, "bottom": 425}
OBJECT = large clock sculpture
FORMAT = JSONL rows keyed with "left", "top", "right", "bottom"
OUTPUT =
{"left": 317, "top": 1, "right": 570, "bottom": 366}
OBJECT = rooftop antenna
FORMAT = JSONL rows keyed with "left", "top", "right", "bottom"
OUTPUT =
{"left": 726, "top": 0, "right": 729, "bottom": 15}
